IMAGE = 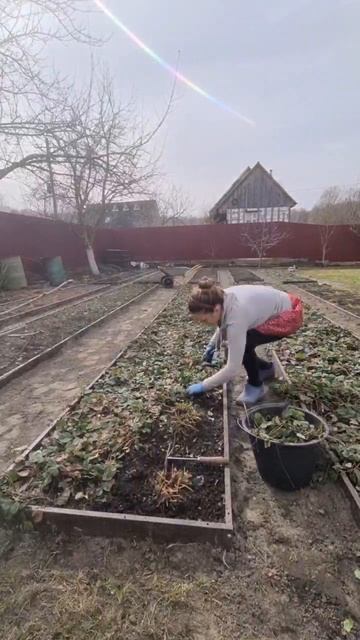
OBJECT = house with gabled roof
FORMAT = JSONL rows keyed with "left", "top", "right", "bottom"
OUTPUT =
{"left": 210, "top": 162, "right": 297, "bottom": 224}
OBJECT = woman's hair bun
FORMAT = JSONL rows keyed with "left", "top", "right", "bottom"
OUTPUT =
{"left": 198, "top": 278, "right": 215, "bottom": 291}
{"left": 188, "top": 277, "right": 224, "bottom": 313}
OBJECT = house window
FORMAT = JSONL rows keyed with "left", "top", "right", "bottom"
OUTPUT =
{"left": 277, "top": 207, "right": 288, "bottom": 222}
{"left": 259, "top": 208, "right": 267, "bottom": 222}
{"left": 226, "top": 208, "right": 242, "bottom": 224}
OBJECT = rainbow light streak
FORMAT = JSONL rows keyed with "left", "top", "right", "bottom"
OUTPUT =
{"left": 94, "top": 0, "right": 255, "bottom": 126}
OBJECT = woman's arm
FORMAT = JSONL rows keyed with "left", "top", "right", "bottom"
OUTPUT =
{"left": 202, "top": 321, "right": 246, "bottom": 391}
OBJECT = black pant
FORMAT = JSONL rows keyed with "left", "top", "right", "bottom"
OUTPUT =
{"left": 243, "top": 329, "right": 284, "bottom": 387}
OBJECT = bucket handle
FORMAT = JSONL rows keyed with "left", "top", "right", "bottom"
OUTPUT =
{"left": 237, "top": 416, "right": 255, "bottom": 437}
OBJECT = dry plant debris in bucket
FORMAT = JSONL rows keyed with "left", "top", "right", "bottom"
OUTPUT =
{"left": 253, "top": 408, "right": 324, "bottom": 445}
{"left": 272, "top": 308, "right": 360, "bottom": 493}
{"left": 0, "top": 288, "right": 226, "bottom": 523}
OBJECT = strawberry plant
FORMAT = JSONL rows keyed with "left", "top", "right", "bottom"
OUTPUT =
{"left": 252, "top": 407, "right": 325, "bottom": 444}
{"left": 1, "top": 288, "right": 225, "bottom": 522}
{"left": 273, "top": 308, "right": 360, "bottom": 492}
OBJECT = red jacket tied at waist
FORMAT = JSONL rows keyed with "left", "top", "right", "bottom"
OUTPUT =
{"left": 255, "top": 294, "right": 303, "bottom": 337}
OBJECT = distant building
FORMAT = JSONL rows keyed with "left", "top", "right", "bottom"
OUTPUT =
{"left": 104, "top": 199, "right": 160, "bottom": 228}
{"left": 210, "top": 162, "right": 296, "bottom": 224}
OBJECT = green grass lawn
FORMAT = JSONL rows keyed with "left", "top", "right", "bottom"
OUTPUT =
{"left": 303, "top": 268, "right": 360, "bottom": 292}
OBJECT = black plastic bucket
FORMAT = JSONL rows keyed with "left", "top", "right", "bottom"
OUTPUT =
{"left": 238, "top": 402, "right": 329, "bottom": 491}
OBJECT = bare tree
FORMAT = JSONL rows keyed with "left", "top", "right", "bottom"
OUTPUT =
{"left": 318, "top": 224, "right": 335, "bottom": 265}
{"left": 0, "top": 1, "right": 100, "bottom": 183}
{"left": 311, "top": 187, "right": 341, "bottom": 265}
{"left": 0, "top": 1, "right": 98, "bottom": 103}
{"left": 345, "top": 187, "right": 360, "bottom": 237}
{"left": 310, "top": 185, "right": 360, "bottom": 225}
{"left": 158, "top": 185, "right": 193, "bottom": 226}
{"left": 243, "top": 220, "right": 288, "bottom": 266}
{"left": 31, "top": 69, "right": 170, "bottom": 274}
{"left": 291, "top": 184, "right": 360, "bottom": 253}
{"left": 198, "top": 203, "right": 213, "bottom": 224}
{"left": 291, "top": 207, "right": 310, "bottom": 223}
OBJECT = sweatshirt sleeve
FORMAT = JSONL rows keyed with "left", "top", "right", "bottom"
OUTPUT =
{"left": 202, "top": 319, "right": 247, "bottom": 391}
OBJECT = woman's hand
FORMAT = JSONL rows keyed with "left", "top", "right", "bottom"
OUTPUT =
{"left": 186, "top": 382, "right": 205, "bottom": 396}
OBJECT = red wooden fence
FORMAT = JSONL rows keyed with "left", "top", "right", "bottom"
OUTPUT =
{"left": 0, "top": 211, "right": 359, "bottom": 268}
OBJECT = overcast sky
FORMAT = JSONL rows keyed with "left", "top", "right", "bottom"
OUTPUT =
{"left": 3, "top": 0, "right": 360, "bottom": 211}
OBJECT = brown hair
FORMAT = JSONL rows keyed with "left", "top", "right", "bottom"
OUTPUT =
{"left": 188, "top": 278, "right": 224, "bottom": 314}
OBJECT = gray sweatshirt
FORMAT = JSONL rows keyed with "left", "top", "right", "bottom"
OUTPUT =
{"left": 202, "top": 285, "right": 291, "bottom": 391}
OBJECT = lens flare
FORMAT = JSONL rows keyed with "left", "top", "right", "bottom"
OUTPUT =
{"left": 94, "top": 0, "right": 255, "bottom": 126}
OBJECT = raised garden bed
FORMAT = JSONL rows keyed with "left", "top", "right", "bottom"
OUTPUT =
{"left": 229, "top": 267, "right": 263, "bottom": 283}
{"left": 191, "top": 267, "right": 220, "bottom": 282}
{"left": 272, "top": 308, "right": 360, "bottom": 513}
{"left": 0, "top": 286, "right": 233, "bottom": 545}
{"left": 0, "top": 283, "right": 110, "bottom": 328}
{"left": 296, "top": 281, "right": 360, "bottom": 317}
{"left": 0, "top": 282, "right": 154, "bottom": 380}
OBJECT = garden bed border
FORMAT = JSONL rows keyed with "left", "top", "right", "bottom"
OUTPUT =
{"left": 0, "top": 284, "right": 111, "bottom": 329}
{"left": 272, "top": 351, "right": 360, "bottom": 526}
{"left": 0, "top": 271, "right": 160, "bottom": 332}
{"left": 6, "top": 266, "right": 234, "bottom": 547}
{"left": 287, "top": 283, "right": 360, "bottom": 324}
{"left": 0, "top": 283, "right": 159, "bottom": 390}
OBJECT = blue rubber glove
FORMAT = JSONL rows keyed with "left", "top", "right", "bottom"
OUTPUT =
{"left": 203, "top": 344, "right": 215, "bottom": 363}
{"left": 187, "top": 382, "right": 205, "bottom": 396}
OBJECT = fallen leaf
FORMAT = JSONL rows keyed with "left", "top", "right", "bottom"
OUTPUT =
{"left": 342, "top": 618, "right": 354, "bottom": 634}
{"left": 17, "top": 469, "right": 31, "bottom": 478}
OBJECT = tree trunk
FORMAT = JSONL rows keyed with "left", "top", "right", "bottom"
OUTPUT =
{"left": 86, "top": 245, "right": 100, "bottom": 276}
{"left": 321, "top": 243, "right": 327, "bottom": 266}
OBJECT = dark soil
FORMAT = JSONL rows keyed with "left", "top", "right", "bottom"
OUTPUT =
{"left": 0, "top": 283, "right": 107, "bottom": 323}
{"left": 15, "top": 389, "right": 226, "bottom": 523}
{"left": 0, "top": 282, "right": 153, "bottom": 377}
{"left": 173, "top": 394, "right": 224, "bottom": 458}
{"left": 88, "top": 393, "right": 225, "bottom": 521}
{"left": 0, "top": 287, "right": 45, "bottom": 308}
{"left": 229, "top": 267, "right": 263, "bottom": 283}
{"left": 97, "top": 465, "right": 225, "bottom": 522}
{"left": 40, "top": 384, "right": 225, "bottom": 521}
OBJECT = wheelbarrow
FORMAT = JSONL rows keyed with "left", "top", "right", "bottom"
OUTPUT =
{"left": 157, "top": 266, "right": 174, "bottom": 288}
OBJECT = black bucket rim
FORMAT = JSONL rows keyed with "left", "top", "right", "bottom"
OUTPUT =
{"left": 237, "top": 401, "right": 329, "bottom": 447}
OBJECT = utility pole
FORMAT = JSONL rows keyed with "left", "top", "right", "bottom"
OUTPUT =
{"left": 45, "top": 137, "right": 58, "bottom": 218}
